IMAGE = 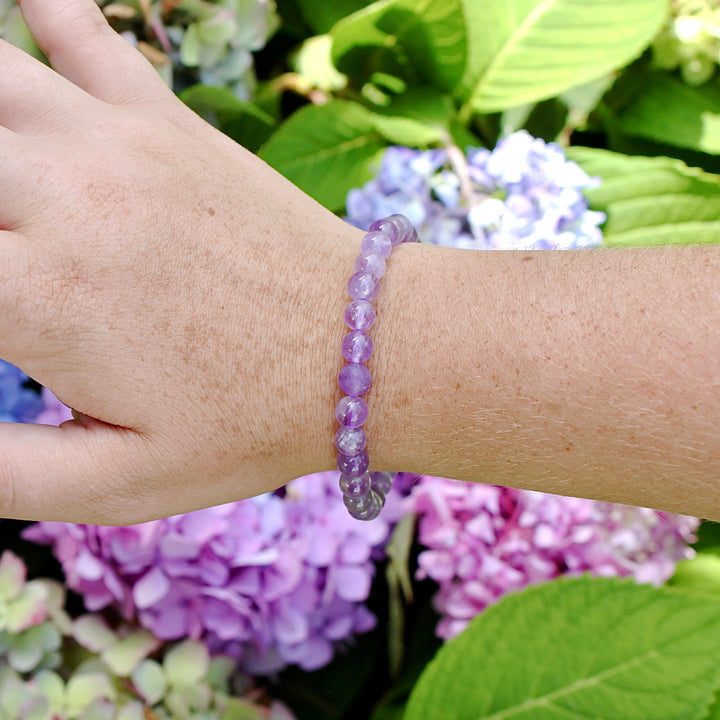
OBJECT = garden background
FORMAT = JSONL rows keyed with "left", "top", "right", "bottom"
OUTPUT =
{"left": 3, "top": 0, "right": 720, "bottom": 718}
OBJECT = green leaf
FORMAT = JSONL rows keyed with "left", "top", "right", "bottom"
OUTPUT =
{"left": 669, "top": 554, "right": 720, "bottom": 595}
{"left": 295, "top": 0, "right": 374, "bottom": 35}
{"left": 259, "top": 100, "right": 386, "bottom": 211}
{"left": 458, "top": 0, "right": 667, "bottom": 118}
{"left": 614, "top": 71, "right": 720, "bottom": 155}
{"left": 567, "top": 147, "right": 720, "bottom": 246}
{"left": 403, "top": 576, "right": 720, "bottom": 720}
{"left": 331, "top": 0, "right": 467, "bottom": 92}
{"left": 180, "top": 85, "right": 275, "bottom": 154}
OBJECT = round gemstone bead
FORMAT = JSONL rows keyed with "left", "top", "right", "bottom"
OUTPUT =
{"left": 339, "top": 472, "right": 371, "bottom": 498}
{"left": 370, "top": 471, "right": 394, "bottom": 495}
{"left": 334, "top": 426, "right": 366, "bottom": 456}
{"left": 348, "top": 271, "right": 380, "bottom": 302}
{"left": 369, "top": 218, "right": 400, "bottom": 245}
{"left": 335, "top": 395, "right": 368, "bottom": 428}
{"left": 344, "top": 300, "right": 376, "bottom": 331}
{"left": 344, "top": 490, "right": 385, "bottom": 521}
{"left": 354, "top": 252, "right": 386, "bottom": 278}
{"left": 341, "top": 330, "right": 373, "bottom": 364}
{"left": 388, "top": 214, "right": 419, "bottom": 243}
{"left": 337, "top": 450, "right": 369, "bottom": 476}
{"left": 338, "top": 363, "right": 371, "bottom": 396}
{"left": 361, "top": 231, "right": 392, "bottom": 258}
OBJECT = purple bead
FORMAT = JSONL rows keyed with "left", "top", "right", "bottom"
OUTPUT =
{"left": 335, "top": 395, "right": 369, "bottom": 428}
{"left": 341, "top": 330, "right": 373, "bottom": 364}
{"left": 348, "top": 271, "right": 380, "bottom": 301}
{"left": 344, "top": 490, "right": 385, "bottom": 521}
{"left": 334, "top": 426, "right": 366, "bottom": 455}
{"left": 369, "top": 218, "right": 400, "bottom": 245}
{"left": 371, "top": 471, "right": 394, "bottom": 495}
{"left": 344, "top": 300, "right": 376, "bottom": 331}
{"left": 339, "top": 472, "right": 371, "bottom": 498}
{"left": 337, "top": 450, "right": 370, "bottom": 476}
{"left": 387, "top": 214, "right": 419, "bottom": 243}
{"left": 354, "top": 252, "right": 386, "bottom": 278}
{"left": 338, "top": 363, "right": 371, "bottom": 396}
{"left": 360, "top": 231, "right": 392, "bottom": 258}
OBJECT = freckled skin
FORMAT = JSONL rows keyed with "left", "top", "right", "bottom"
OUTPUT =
{"left": 2, "top": 0, "right": 720, "bottom": 524}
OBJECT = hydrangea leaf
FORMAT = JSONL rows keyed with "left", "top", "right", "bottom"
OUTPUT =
{"left": 614, "top": 71, "right": 720, "bottom": 154}
{"left": 179, "top": 84, "right": 275, "bottom": 153}
{"left": 669, "top": 554, "right": 720, "bottom": 595}
{"left": 403, "top": 576, "right": 720, "bottom": 720}
{"left": 259, "top": 100, "right": 386, "bottom": 211}
{"left": 295, "top": 0, "right": 373, "bottom": 34}
{"left": 567, "top": 147, "right": 720, "bottom": 246}
{"left": 457, "top": 0, "right": 667, "bottom": 117}
{"left": 330, "top": 0, "right": 467, "bottom": 92}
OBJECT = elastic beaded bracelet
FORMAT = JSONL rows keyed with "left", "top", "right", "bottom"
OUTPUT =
{"left": 335, "top": 214, "right": 419, "bottom": 520}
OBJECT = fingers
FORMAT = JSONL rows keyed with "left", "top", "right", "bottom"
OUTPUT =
{"left": 16, "top": 0, "right": 171, "bottom": 106}
{"left": 0, "top": 420, "right": 159, "bottom": 524}
{"left": 0, "top": 38, "right": 90, "bottom": 133}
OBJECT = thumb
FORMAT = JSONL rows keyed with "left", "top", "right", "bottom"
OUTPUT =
{"left": 0, "top": 421, "right": 156, "bottom": 524}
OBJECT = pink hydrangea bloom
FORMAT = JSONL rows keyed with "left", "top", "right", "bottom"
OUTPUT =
{"left": 408, "top": 477, "right": 698, "bottom": 639}
{"left": 23, "top": 472, "right": 391, "bottom": 674}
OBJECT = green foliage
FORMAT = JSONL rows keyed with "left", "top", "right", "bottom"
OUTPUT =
{"left": 404, "top": 576, "right": 720, "bottom": 720}
{"left": 568, "top": 147, "right": 720, "bottom": 246}
{"left": 331, "top": 0, "right": 467, "bottom": 92}
{"left": 259, "top": 100, "right": 386, "bottom": 210}
{"left": 614, "top": 72, "right": 720, "bottom": 154}
{"left": 456, "top": 0, "right": 667, "bottom": 118}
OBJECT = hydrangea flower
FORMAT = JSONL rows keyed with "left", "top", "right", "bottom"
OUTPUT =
{"left": 407, "top": 479, "right": 698, "bottom": 639}
{"left": 24, "top": 472, "right": 392, "bottom": 674}
{"left": 346, "top": 131, "right": 605, "bottom": 250}
{"left": 0, "top": 360, "right": 43, "bottom": 423}
{"left": 0, "top": 0, "right": 278, "bottom": 99}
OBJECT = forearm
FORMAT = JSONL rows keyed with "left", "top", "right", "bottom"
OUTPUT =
{"left": 315, "top": 242, "right": 720, "bottom": 519}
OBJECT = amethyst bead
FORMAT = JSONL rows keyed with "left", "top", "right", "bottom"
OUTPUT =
{"left": 354, "top": 252, "right": 386, "bottom": 278}
{"left": 334, "top": 426, "right": 367, "bottom": 456}
{"left": 348, "top": 271, "right": 380, "bottom": 302}
{"left": 344, "top": 490, "right": 385, "bottom": 521}
{"left": 371, "top": 472, "right": 394, "bottom": 495}
{"left": 344, "top": 300, "right": 376, "bottom": 331}
{"left": 341, "top": 330, "right": 373, "bottom": 364}
{"left": 360, "top": 231, "right": 392, "bottom": 258}
{"left": 336, "top": 216, "right": 419, "bottom": 520}
{"left": 337, "top": 450, "right": 370, "bottom": 476}
{"left": 338, "top": 363, "right": 372, "bottom": 396}
{"left": 339, "top": 472, "right": 371, "bottom": 498}
{"left": 335, "top": 395, "right": 369, "bottom": 428}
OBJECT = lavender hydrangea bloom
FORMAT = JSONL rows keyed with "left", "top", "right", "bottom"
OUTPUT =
{"left": 23, "top": 472, "right": 391, "bottom": 674}
{"left": 346, "top": 131, "right": 605, "bottom": 250}
{"left": 0, "top": 360, "right": 43, "bottom": 423}
{"left": 407, "top": 480, "right": 698, "bottom": 640}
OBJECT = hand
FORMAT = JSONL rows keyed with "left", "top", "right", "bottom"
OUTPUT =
{"left": 0, "top": 0, "right": 359, "bottom": 523}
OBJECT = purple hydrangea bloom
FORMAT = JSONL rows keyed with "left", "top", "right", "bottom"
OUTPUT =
{"left": 346, "top": 131, "right": 605, "bottom": 250}
{"left": 0, "top": 360, "right": 43, "bottom": 423}
{"left": 407, "top": 479, "right": 698, "bottom": 639}
{"left": 34, "top": 388, "right": 73, "bottom": 426}
{"left": 23, "top": 472, "right": 392, "bottom": 674}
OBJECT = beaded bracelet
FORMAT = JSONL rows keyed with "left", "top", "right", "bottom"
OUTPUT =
{"left": 335, "top": 214, "right": 420, "bottom": 520}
